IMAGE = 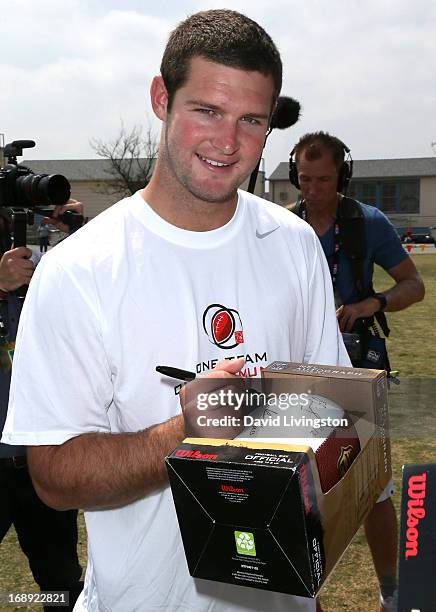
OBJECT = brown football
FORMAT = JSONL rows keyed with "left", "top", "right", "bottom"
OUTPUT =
{"left": 314, "top": 422, "right": 361, "bottom": 493}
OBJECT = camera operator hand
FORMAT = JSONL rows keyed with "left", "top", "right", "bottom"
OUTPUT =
{"left": 45, "top": 199, "right": 84, "bottom": 234}
{"left": 0, "top": 247, "right": 34, "bottom": 293}
{"left": 336, "top": 297, "right": 380, "bottom": 332}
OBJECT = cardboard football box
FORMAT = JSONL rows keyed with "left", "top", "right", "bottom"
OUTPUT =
{"left": 166, "top": 361, "right": 391, "bottom": 598}
{"left": 398, "top": 463, "right": 435, "bottom": 612}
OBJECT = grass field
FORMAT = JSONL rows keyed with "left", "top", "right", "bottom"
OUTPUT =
{"left": 375, "top": 255, "right": 436, "bottom": 377}
{"left": 319, "top": 255, "right": 436, "bottom": 610}
{"left": 0, "top": 254, "right": 435, "bottom": 611}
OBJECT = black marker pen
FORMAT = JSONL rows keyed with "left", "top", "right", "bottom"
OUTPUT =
{"left": 155, "top": 365, "right": 196, "bottom": 382}
{"left": 156, "top": 365, "right": 260, "bottom": 403}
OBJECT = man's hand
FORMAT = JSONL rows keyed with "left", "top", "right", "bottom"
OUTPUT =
{"left": 336, "top": 297, "right": 380, "bottom": 332}
{"left": 337, "top": 257, "right": 425, "bottom": 332}
{"left": 0, "top": 247, "right": 34, "bottom": 293}
{"left": 45, "top": 198, "right": 84, "bottom": 234}
{"left": 180, "top": 357, "right": 249, "bottom": 439}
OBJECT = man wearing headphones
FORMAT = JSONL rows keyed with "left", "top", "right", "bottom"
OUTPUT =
{"left": 287, "top": 131, "right": 425, "bottom": 612}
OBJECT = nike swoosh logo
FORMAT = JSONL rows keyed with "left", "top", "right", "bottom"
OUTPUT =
{"left": 256, "top": 227, "right": 279, "bottom": 239}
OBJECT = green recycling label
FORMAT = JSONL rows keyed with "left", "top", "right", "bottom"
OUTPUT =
{"left": 234, "top": 531, "right": 256, "bottom": 556}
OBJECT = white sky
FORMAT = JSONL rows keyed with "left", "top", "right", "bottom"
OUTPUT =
{"left": 1, "top": 0, "right": 435, "bottom": 179}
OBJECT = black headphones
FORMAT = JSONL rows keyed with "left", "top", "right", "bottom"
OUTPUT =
{"left": 289, "top": 138, "right": 353, "bottom": 194}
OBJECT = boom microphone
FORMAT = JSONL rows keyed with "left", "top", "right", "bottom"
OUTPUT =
{"left": 247, "top": 96, "right": 302, "bottom": 194}
{"left": 270, "top": 96, "right": 301, "bottom": 130}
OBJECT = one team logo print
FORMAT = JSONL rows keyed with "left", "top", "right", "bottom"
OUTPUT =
{"left": 202, "top": 304, "right": 244, "bottom": 349}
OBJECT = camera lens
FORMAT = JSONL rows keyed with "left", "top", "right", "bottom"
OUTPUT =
{"left": 37, "top": 174, "right": 71, "bottom": 205}
{"left": 16, "top": 173, "right": 71, "bottom": 206}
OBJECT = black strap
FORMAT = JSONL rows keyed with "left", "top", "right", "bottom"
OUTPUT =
{"left": 298, "top": 201, "right": 341, "bottom": 289}
{"left": 337, "top": 196, "right": 366, "bottom": 298}
{"left": 289, "top": 196, "right": 390, "bottom": 337}
{"left": 289, "top": 196, "right": 366, "bottom": 296}
{"left": 338, "top": 197, "right": 391, "bottom": 336}
{"left": 372, "top": 290, "right": 390, "bottom": 337}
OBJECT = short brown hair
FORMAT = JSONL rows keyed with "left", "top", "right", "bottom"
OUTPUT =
{"left": 160, "top": 9, "right": 282, "bottom": 110}
{"left": 293, "top": 131, "right": 347, "bottom": 172}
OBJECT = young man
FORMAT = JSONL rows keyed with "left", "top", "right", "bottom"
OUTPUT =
{"left": 0, "top": 202, "right": 84, "bottom": 612}
{"left": 3, "top": 12, "right": 348, "bottom": 612}
{"left": 287, "top": 132, "right": 425, "bottom": 612}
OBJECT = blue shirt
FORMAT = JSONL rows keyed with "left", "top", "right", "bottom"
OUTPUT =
{"left": 318, "top": 202, "right": 407, "bottom": 304}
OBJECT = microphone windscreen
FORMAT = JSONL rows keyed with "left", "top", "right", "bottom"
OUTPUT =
{"left": 270, "top": 96, "right": 301, "bottom": 130}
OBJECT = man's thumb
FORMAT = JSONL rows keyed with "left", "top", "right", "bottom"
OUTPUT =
{"left": 215, "top": 357, "right": 245, "bottom": 374}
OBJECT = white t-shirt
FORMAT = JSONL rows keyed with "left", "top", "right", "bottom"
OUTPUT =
{"left": 3, "top": 190, "right": 349, "bottom": 611}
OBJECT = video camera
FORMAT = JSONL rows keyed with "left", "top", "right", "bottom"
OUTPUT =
{"left": 0, "top": 139, "right": 83, "bottom": 247}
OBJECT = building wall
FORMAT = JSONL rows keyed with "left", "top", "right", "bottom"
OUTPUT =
{"left": 240, "top": 170, "right": 265, "bottom": 198}
{"left": 419, "top": 177, "right": 436, "bottom": 224}
{"left": 387, "top": 177, "right": 436, "bottom": 230}
{"left": 70, "top": 181, "right": 125, "bottom": 219}
{"left": 269, "top": 179, "right": 298, "bottom": 207}
{"left": 71, "top": 171, "right": 267, "bottom": 220}
{"left": 268, "top": 176, "right": 436, "bottom": 228}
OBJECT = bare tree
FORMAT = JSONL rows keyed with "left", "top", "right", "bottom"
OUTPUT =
{"left": 90, "top": 122, "right": 159, "bottom": 197}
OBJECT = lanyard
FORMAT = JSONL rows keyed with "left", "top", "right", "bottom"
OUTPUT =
{"left": 300, "top": 201, "right": 341, "bottom": 288}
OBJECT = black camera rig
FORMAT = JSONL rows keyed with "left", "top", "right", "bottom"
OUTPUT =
{"left": 0, "top": 139, "right": 83, "bottom": 247}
